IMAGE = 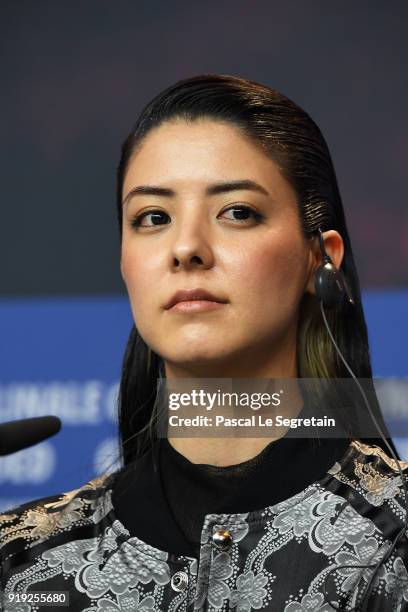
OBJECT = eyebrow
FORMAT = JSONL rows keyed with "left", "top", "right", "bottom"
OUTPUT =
{"left": 122, "top": 179, "right": 270, "bottom": 206}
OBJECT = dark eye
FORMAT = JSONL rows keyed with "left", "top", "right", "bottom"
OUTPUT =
{"left": 130, "top": 205, "right": 263, "bottom": 229}
{"left": 220, "top": 205, "right": 263, "bottom": 223}
{"left": 130, "top": 210, "right": 170, "bottom": 228}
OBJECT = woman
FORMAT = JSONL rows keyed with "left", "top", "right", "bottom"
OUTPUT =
{"left": 1, "top": 74, "right": 408, "bottom": 611}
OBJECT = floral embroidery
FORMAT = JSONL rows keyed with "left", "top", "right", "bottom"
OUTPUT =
{"left": 284, "top": 591, "right": 333, "bottom": 611}
{"left": 314, "top": 502, "right": 376, "bottom": 556}
{"left": 272, "top": 491, "right": 321, "bottom": 537}
{"left": 351, "top": 440, "right": 408, "bottom": 473}
{"left": 26, "top": 497, "right": 85, "bottom": 541}
{"left": 206, "top": 550, "right": 234, "bottom": 608}
{"left": 1, "top": 440, "right": 408, "bottom": 611}
{"left": 0, "top": 500, "right": 88, "bottom": 547}
{"left": 43, "top": 474, "right": 111, "bottom": 511}
{"left": 334, "top": 536, "right": 389, "bottom": 592}
{"left": 384, "top": 557, "right": 408, "bottom": 608}
{"left": 354, "top": 461, "right": 404, "bottom": 506}
{"left": 0, "top": 476, "right": 110, "bottom": 548}
{"left": 230, "top": 569, "right": 268, "bottom": 611}
{"left": 78, "top": 537, "right": 170, "bottom": 598}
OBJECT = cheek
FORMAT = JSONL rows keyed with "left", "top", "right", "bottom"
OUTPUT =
{"left": 233, "top": 239, "right": 306, "bottom": 311}
{"left": 121, "top": 246, "right": 157, "bottom": 314}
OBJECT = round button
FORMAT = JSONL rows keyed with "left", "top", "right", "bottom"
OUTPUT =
{"left": 171, "top": 570, "right": 189, "bottom": 592}
{"left": 212, "top": 529, "right": 233, "bottom": 550}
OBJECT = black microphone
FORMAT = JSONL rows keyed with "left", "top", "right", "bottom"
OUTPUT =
{"left": 0, "top": 416, "right": 62, "bottom": 456}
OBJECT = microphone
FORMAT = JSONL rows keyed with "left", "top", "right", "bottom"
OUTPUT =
{"left": 0, "top": 416, "right": 62, "bottom": 456}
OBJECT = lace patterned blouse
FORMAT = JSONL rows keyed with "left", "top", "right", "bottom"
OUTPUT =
{"left": 1, "top": 438, "right": 408, "bottom": 611}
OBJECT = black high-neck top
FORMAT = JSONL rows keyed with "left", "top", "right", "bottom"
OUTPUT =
{"left": 112, "top": 433, "right": 351, "bottom": 558}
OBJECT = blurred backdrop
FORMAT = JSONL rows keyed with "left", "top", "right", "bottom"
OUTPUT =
{"left": 1, "top": 1, "right": 407, "bottom": 511}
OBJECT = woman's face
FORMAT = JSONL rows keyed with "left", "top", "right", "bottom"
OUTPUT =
{"left": 121, "top": 119, "right": 317, "bottom": 378}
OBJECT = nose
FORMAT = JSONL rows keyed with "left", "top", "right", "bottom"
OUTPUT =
{"left": 170, "top": 212, "right": 214, "bottom": 271}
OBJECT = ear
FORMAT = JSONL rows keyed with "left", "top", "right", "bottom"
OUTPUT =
{"left": 305, "top": 230, "right": 345, "bottom": 296}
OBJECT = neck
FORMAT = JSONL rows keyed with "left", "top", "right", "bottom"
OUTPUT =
{"left": 167, "top": 389, "right": 303, "bottom": 466}
{"left": 166, "top": 342, "right": 303, "bottom": 467}
{"left": 163, "top": 334, "right": 300, "bottom": 466}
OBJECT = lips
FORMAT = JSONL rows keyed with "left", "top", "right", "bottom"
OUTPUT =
{"left": 164, "top": 288, "right": 228, "bottom": 310}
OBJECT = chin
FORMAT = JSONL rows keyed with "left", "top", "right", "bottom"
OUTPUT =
{"left": 166, "top": 347, "right": 225, "bottom": 364}
{"left": 161, "top": 337, "right": 225, "bottom": 356}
